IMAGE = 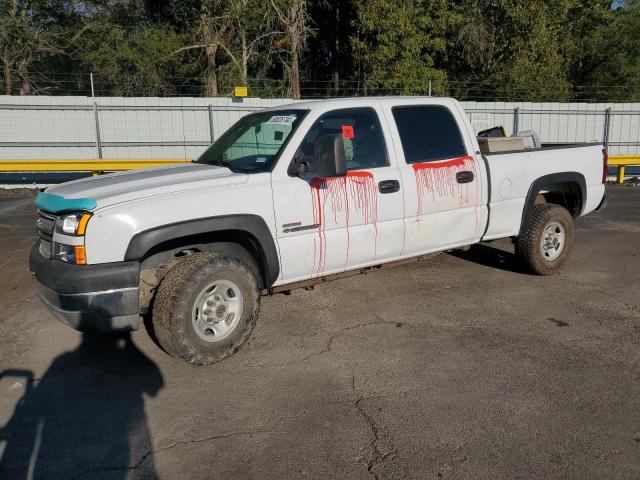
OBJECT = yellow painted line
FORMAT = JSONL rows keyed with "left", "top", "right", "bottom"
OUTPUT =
{"left": 0, "top": 158, "right": 190, "bottom": 172}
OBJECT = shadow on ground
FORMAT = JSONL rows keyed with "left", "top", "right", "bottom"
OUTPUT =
{"left": 0, "top": 332, "right": 163, "bottom": 479}
{"left": 449, "top": 242, "right": 529, "bottom": 274}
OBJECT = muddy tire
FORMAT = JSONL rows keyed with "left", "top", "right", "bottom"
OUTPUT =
{"left": 516, "top": 204, "right": 574, "bottom": 275}
{"left": 152, "top": 253, "right": 260, "bottom": 366}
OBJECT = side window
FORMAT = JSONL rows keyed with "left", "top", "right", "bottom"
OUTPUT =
{"left": 392, "top": 106, "right": 467, "bottom": 163}
{"left": 296, "top": 108, "right": 388, "bottom": 170}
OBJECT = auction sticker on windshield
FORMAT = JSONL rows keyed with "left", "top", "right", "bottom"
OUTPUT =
{"left": 267, "top": 115, "right": 297, "bottom": 125}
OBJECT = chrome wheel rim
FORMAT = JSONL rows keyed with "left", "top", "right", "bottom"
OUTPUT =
{"left": 540, "top": 221, "right": 566, "bottom": 262}
{"left": 192, "top": 279, "right": 244, "bottom": 343}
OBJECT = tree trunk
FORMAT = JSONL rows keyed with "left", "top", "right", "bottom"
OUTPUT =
{"left": 333, "top": 2, "right": 340, "bottom": 95}
{"left": 290, "top": 39, "right": 300, "bottom": 100}
{"left": 205, "top": 45, "right": 218, "bottom": 97}
{"left": 18, "top": 60, "right": 30, "bottom": 96}
{"left": 241, "top": 30, "right": 248, "bottom": 86}
{"left": 2, "top": 51, "right": 12, "bottom": 95}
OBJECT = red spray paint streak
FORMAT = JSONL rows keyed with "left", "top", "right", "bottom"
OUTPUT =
{"left": 310, "top": 171, "right": 378, "bottom": 276}
{"left": 412, "top": 156, "right": 480, "bottom": 224}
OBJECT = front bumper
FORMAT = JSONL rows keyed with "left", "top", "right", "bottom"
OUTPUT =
{"left": 29, "top": 244, "right": 142, "bottom": 332}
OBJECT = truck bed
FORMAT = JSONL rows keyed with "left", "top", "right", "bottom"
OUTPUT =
{"left": 481, "top": 143, "right": 606, "bottom": 240}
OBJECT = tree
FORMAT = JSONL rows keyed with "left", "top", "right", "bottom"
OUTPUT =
{"left": 0, "top": 0, "right": 72, "bottom": 95}
{"left": 0, "top": 0, "right": 639, "bottom": 102}
{"left": 80, "top": 23, "right": 183, "bottom": 96}
{"left": 304, "top": 0, "right": 356, "bottom": 96}
{"left": 270, "top": 0, "right": 313, "bottom": 99}
{"left": 565, "top": 0, "right": 640, "bottom": 100}
{"left": 229, "top": 0, "right": 278, "bottom": 86}
{"left": 351, "top": 0, "right": 449, "bottom": 96}
{"left": 175, "top": 0, "right": 276, "bottom": 96}
{"left": 449, "top": 0, "right": 573, "bottom": 101}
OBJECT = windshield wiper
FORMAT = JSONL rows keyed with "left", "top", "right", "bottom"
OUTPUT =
{"left": 228, "top": 165, "right": 266, "bottom": 173}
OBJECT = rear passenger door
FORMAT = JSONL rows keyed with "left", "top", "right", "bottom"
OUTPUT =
{"left": 385, "top": 103, "right": 485, "bottom": 256}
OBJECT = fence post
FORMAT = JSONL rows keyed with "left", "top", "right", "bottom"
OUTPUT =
{"left": 208, "top": 104, "right": 215, "bottom": 144}
{"left": 513, "top": 107, "right": 520, "bottom": 135}
{"left": 428, "top": 79, "right": 432, "bottom": 97}
{"left": 603, "top": 107, "right": 611, "bottom": 151}
{"left": 93, "top": 101, "right": 103, "bottom": 160}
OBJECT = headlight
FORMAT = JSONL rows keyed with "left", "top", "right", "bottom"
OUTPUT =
{"left": 53, "top": 212, "right": 91, "bottom": 265}
{"left": 55, "top": 213, "right": 91, "bottom": 236}
{"left": 60, "top": 214, "right": 79, "bottom": 234}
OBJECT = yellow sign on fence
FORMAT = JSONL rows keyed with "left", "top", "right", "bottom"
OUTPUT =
{"left": 234, "top": 86, "right": 248, "bottom": 98}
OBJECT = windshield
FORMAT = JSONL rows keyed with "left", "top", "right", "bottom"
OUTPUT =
{"left": 195, "top": 109, "right": 308, "bottom": 173}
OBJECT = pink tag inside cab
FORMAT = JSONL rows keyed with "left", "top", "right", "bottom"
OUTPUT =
{"left": 341, "top": 125, "right": 355, "bottom": 139}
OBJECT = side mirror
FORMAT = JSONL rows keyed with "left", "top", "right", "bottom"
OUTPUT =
{"left": 312, "top": 134, "right": 347, "bottom": 179}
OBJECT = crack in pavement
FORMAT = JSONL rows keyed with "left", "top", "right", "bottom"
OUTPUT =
{"left": 354, "top": 397, "right": 398, "bottom": 480}
{"left": 300, "top": 316, "right": 406, "bottom": 362}
{"left": 242, "top": 315, "right": 413, "bottom": 369}
{"left": 351, "top": 375, "right": 403, "bottom": 480}
{"left": 74, "top": 411, "right": 307, "bottom": 477}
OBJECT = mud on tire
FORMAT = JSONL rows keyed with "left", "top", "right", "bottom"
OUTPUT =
{"left": 152, "top": 253, "right": 260, "bottom": 366}
{"left": 516, "top": 204, "right": 575, "bottom": 276}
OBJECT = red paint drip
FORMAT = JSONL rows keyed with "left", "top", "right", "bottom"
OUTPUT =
{"left": 412, "top": 156, "right": 478, "bottom": 219}
{"left": 310, "top": 171, "right": 378, "bottom": 275}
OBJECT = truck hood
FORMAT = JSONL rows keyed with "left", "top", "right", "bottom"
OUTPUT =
{"left": 42, "top": 163, "right": 248, "bottom": 211}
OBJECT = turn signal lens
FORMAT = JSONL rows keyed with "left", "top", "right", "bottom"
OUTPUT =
{"left": 76, "top": 213, "right": 92, "bottom": 235}
{"left": 74, "top": 246, "right": 87, "bottom": 265}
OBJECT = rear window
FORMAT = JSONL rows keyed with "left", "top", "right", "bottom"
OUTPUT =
{"left": 392, "top": 106, "right": 467, "bottom": 163}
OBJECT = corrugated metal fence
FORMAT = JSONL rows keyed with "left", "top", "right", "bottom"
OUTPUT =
{"left": 0, "top": 96, "right": 638, "bottom": 161}
{"left": 0, "top": 96, "right": 292, "bottom": 161}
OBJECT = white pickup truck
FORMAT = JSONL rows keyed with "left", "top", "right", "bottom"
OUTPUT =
{"left": 30, "top": 97, "right": 607, "bottom": 365}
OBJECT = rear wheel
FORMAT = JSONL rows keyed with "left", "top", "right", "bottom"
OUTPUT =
{"left": 152, "top": 253, "right": 260, "bottom": 365}
{"left": 516, "top": 204, "right": 574, "bottom": 275}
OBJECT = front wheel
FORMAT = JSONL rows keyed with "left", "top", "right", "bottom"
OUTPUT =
{"left": 152, "top": 253, "right": 261, "bottom": 365}
{"left": 516, "top": 204, "right": 574, "bottom": 275}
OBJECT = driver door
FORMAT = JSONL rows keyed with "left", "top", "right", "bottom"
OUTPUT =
{"left": 271, "top": 105, "right": 405, "bottom": 284}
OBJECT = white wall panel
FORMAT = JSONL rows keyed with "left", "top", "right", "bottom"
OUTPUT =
{"left": 0, "top": 96, "right": 637, "bottom": 160}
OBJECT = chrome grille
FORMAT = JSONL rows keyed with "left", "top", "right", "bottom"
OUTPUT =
{"left": 38, "top": 238, "right": 52, "bottom": 259}
{"left": 36, "top": 211, "right": 56, "bottom": 236}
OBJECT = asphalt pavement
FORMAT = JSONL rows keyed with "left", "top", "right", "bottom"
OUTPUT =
{"left": 0, "top": 186, "right": 639, "bottom": 479}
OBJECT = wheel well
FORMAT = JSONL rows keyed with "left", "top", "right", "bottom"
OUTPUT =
{"left": 520, "top": 173, "right": 586, "bottom": 237}
{"left": 537, "top": 181, "right": 583, "bottom": 217}
{"left": 137, "top": 231, "right": 267, "bottom": 313}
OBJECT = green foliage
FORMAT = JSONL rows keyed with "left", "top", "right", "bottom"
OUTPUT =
{"left": 492, "top": 1, "right": 573, "bottom": 101}
{"left": 352, "top": 0, "right": 448, "bottom": 95}
{"left": 570, "top": 0, "right": 640, "bottom": 100}
{"left": 80, "top": 23, "right": 184, "bottom": 96}
{"left": 449, "top": 0, "right": 573, "bottom": 100}
{"left": 0, "top": 0, "right": 638, "bottom": 101}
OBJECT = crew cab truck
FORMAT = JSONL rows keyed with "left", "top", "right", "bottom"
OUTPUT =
{"left": 30, "top": 97, "right": 607, "bottom": 365}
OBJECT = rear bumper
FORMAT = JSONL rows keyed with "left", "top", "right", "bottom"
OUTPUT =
{"left": 29, "top": 244, "right": 141, "bottom": 332}
{"left": 596, "top": 192, "right": 608, "bottom": 211}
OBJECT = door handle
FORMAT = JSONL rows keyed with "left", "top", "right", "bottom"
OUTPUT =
{"left": 456, "top": 171, "right": 474, "bottom": 184}
{"left": 378, "top": 179, "right": 400, "bottom": 194}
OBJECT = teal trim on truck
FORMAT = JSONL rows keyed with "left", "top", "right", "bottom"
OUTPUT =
{"left": 35, "top": 191, "right": 97, "bottom": 213}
